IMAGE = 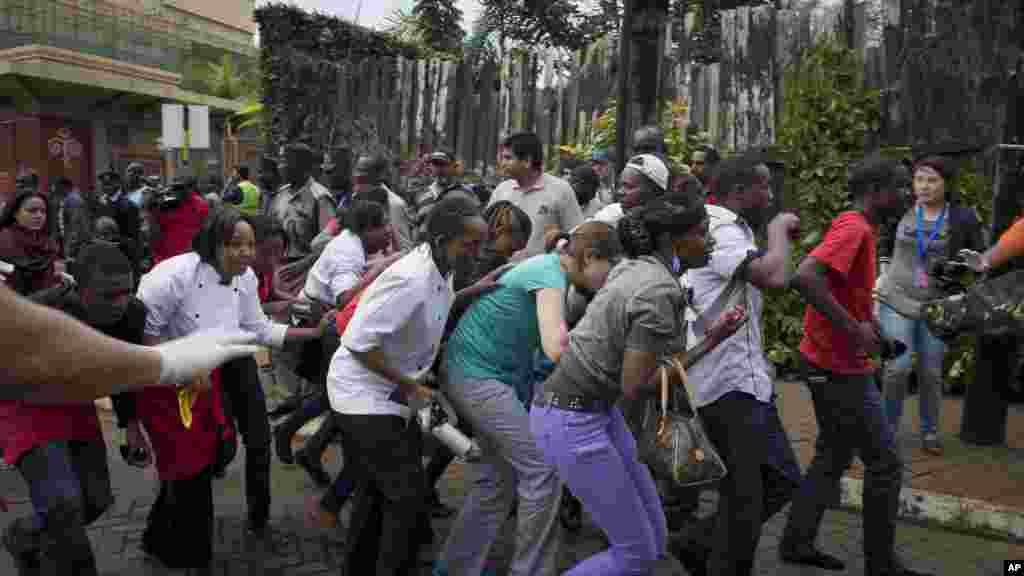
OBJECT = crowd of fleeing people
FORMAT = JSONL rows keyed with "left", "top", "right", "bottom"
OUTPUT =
{"left": 9, "top": 124, "right": 1020, "bottom": 576}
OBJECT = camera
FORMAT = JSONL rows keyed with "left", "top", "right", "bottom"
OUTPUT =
{"left": 151, "top": 177, "right": 194, "bottom": 211}
{"left": 929, "top": 258, "right": 973, "bottom": 294}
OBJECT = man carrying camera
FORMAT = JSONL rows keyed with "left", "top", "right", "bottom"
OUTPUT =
{"left": 781, "top": 156, "right": 930, "bottom": 576}
{"left": 144, "top": 176, "right": 210, "bottom": 267}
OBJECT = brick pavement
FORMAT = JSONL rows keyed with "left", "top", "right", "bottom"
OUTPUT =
{"left": 2, "top": 431, "right": 1022, "bottom": 575}
{"left": 3, "top": 389, "right": 1023, "bottom": 575}
{"left": 776, "top": 380, "right": 1024, "bottom": 509}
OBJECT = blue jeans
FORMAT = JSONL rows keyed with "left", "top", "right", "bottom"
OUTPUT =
{"left": 781, "top": 360, "right": 903, "bottom": 576}
{"left": 878, "top": 303, "right": 946, "bottom": 435}
{"left": 14, "top": 441, "right": 112, "bottom": 575}
{"left": 531, "top": 405, "right": 666, "bottom": 576}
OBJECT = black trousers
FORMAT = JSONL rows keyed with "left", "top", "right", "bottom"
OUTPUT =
{"left": 782, "top": 359, "right": 904, "bottom": 576}
{"left": 142, "top": 467, "right": 215, "bottom": 569}
{"left": 697, "top": 391, "right": 801, "bottom": 575}
{"left": 220, "top": 356, "right": 271, "bottom": 531}
{"left": 337, "top": 413, "right": 429, "bottom": 575}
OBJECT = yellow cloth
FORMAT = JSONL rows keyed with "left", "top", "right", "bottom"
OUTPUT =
{"left": 177, "top": 384, "right": 204, "bottom": 429}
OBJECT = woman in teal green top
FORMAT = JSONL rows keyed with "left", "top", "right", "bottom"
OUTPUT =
{"left": 435, "top": 222, "right": 621, "bottom": 576}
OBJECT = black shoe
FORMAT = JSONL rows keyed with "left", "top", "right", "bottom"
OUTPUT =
{"left": 559, "top": 492, "right": 583, "bottom": 533}
{"left": 295, "top": 449, "right": 331, "bottom": 488}
{"left": 3, "top": 518, "right": 41, "bottom": 576}
{"left": 428, "top": 491, "right": 455, "bottom": 518}
{"left": 273, "top": 425, "right": 295, "bottom": 465}
{"left": 779, "top": 547, "right": 845, "bottom": 570}
{"left": 247, "top": 523, "right": 288, "bottom": 553}
{"left": 667, "top": 540, "right": 707, "bottom": 576}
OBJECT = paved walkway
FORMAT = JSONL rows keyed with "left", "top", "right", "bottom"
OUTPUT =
{"left": 775, "top": 380, "right": 1024, "bottom": 508}
{"left": 1, "top": 407, "right": 1022, "bottom": 575}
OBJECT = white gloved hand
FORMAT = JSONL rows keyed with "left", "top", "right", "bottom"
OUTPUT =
{"left": 155, "top": 330, "right": 261, "bottom": 387}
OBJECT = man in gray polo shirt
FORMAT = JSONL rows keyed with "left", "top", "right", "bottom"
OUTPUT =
{"left": 671, "top": 154, "right": 805, "bottom": 576}
{"left": 490, "top": 132, "right": 584, "bottom": 256}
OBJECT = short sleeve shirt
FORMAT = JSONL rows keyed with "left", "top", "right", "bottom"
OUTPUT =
{"left": 489, "top": 173, "right": 584, "bottom": 256}
{"left": 327, "top": 245, "right": 454, "bottom": 418}
{"left": 685, "top": 205, "right": 772, "bottom": 408}
{"left": 997, "top": 217, "right": 1024, "bottom": 258}
{"left": 799, "top": 211, "right": 877, "bottom": 374}
{"left": 268, "top": 177, "right": 336, "bottom": 261}
{"left": 542, "top": 257, "right": 683, "bottom": 404}
{"left": 447, "top": 254, "right": 568, "bottom": 403}
{"left": 303, "top": 229, "right": 365, "bottom": 305}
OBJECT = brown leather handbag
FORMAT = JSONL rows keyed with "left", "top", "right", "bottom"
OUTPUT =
{"left": 642, "top": 357, "right": 727, "bottom": 488}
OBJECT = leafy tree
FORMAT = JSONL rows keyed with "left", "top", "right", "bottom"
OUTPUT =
{"left": 413, "top": 0, "right": 465, "bottom": 56}
{"left": 203, "top": 54, "right": 260, "bottom": 101}
{"left": 477, "top": 0, "right": 619, "bottom": 50}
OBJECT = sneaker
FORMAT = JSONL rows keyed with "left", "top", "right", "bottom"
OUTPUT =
{"left": 922, "top": 434, "right": 943, "bottom": 455}
{"left": 3, "top": 518, "right": 41, "bottom": 576}
{"left": 295, "top": 449, "right": 331, "bottom": 488}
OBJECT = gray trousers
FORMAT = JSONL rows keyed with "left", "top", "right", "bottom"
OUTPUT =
{"left": 439, "top": 375, "right": 562, "bottom": 576}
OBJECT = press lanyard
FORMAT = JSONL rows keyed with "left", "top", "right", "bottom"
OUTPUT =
{"left": 915, "top": 204, "right": 946, "bottom": 265}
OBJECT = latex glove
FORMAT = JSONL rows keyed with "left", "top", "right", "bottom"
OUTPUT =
{"left": 156, "top": 330, "right": 261, "bottom": 387}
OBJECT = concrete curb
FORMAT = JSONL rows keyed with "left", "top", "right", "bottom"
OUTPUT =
{"left": 839, "top": 476, "right": 1024, "bottom": 542}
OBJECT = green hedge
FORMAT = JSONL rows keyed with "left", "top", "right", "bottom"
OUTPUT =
{"left": 765, "top": 38, "right": 990, "bottom": 385}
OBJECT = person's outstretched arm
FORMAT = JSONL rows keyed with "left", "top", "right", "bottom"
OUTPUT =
{"left": 0, "top": 285, "right": 258, "bottom": 404}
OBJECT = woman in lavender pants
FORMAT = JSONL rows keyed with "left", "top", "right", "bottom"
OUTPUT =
{"left": 530, "top": 188, "right": 715, "bottom": 575}
{"left": 435, "top": 221, "right": 621, "bottom": 576}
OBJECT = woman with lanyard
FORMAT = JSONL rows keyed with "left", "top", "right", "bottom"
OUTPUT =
{"left": 435, "top": 220, "right": 620, "bottom": 576}
{"left": 529, "top": 188, "right": 739, "bottom": 575}
{"left": 327, "top": 195, "right": 491, "bottom": 575}
{"left": 134, "top": 206, "right": 328, "bottom": 571}
{"left": 875, "top": 156, "right": 983, "bottom": 454}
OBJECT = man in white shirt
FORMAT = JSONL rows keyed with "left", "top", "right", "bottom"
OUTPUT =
{"left": 672, "top": 156, "right": 804, "bottom": 576}
{"left": 328, "top": 195, "right": 488, "bottom": 575}
{"left": 489, "top": 132, "right": 584, "bottom": 256}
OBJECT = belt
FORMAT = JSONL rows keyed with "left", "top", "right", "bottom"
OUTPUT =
{"left": 532, "top": 391, "right": 609, "bottom": 413}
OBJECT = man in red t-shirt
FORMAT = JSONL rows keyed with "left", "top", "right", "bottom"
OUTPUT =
{"left": 780, "top": 156, "right": 930, "bottom": 576}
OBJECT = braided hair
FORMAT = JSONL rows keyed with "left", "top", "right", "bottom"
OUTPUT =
{"left": 483, "top": 200, "right": 532, "bottom": 247}
{"left": 618, "top": 190, "right": 707, "bottom": 259}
